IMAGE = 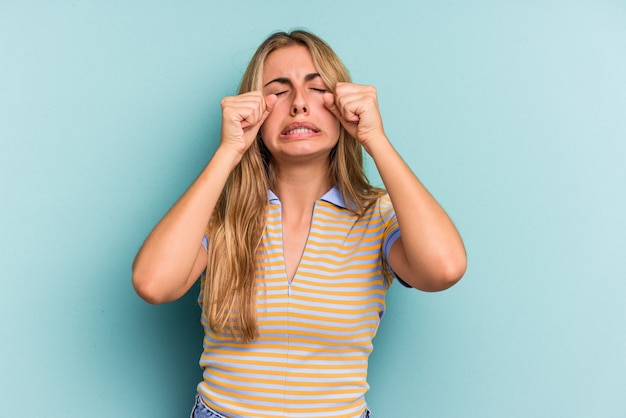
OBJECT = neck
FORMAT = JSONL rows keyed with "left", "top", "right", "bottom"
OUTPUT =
{"left": 271, "top": 161, "right": 333, "bottom": 215}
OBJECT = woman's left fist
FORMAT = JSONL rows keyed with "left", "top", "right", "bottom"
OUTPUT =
{"left": 323, "top": 82, "right": 385, "bottom": 147}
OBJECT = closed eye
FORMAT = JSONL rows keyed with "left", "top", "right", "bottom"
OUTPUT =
{"left": 311, "top": 88, "right": 327, "bottom": 93}
{"left": 274, "top": 90, "right": 289, "bottom": 96}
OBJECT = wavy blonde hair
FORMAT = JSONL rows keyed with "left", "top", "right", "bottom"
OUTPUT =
{"left": 204, "top": 30, "right": 384, "bottom": 342}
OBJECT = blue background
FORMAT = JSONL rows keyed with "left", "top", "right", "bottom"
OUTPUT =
{"left": 1, "top": 1, "right": 625, "bottom": 416}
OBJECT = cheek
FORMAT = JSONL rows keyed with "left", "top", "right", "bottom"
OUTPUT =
{"left": 322, "top": 110, "right": 341, "bottom": 138}
{"left": 260, "top": 109, "right": 282, "bottom": 138}
{"left": 308, "top": 92, "right": 322, "bottom": 104}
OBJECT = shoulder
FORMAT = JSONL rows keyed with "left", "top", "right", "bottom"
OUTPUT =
{"left": 368, "top": 193, "right": 395, "bottom": 219}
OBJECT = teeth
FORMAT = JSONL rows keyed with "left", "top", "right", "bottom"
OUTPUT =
{"left": 286, "top": 127, "right": 315, "bottom": 135}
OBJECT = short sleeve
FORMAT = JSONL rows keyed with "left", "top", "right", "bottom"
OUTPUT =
{"left": 198, "top": 224, "right": 211, "bottom": 308}
{"left": 377, "top": 194, "right": 412, "bottom": 288}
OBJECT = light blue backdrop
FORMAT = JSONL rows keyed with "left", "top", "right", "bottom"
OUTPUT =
{"left": 1, "top": 1, "right": 625, "bottom": 417}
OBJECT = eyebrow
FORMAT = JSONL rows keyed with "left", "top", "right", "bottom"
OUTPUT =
{"left": 263, "top": 73, "right": 321, "bottom": 88}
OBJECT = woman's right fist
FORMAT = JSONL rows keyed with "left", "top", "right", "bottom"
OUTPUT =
{"left": 220, "top": 92, "right": 277, "bottom": 155}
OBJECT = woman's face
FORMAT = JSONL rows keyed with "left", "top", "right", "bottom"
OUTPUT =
{"left": 260, "top": 45, "right": 340, "bottom": 164}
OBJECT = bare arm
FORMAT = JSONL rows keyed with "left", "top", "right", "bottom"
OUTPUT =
{"left": 368, "top": 139, "right": 466, "bottom": 290}
{"left": 325, "top": 84, "right": 466, "bottom": 291}
{"left": 132, "top": 92, "right": 277, "bottom": 303}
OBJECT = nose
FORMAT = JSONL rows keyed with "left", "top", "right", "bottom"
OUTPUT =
{"left": 291, "top": 103, "right": 308, "bottom": 115}
{"left": 290, "top": 89, "right": 308, "bottom": 116}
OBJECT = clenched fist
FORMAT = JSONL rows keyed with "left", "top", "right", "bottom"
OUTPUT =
{"left": 220, "top": 92, "right": 277, "bottom": 155}
{"left": 323, "top": 82, "right": 386, "bottom": 150}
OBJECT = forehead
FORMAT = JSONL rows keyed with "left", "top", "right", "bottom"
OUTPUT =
{"left": 262, "top": 45, "right": 318, "bottom": 82}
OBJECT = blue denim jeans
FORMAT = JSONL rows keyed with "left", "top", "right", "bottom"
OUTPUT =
{"left": 190, "top": 394, "right": 371, "bottom": 417}
{"left": 190, "top": 394, "right": 226, "bottom": 418}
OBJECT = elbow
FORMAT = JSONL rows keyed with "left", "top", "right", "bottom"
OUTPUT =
{"left": 429, "top": 243, "right": 468, "bottom": 291}
{"left": 132, "top": 268, "right": 172, "bottom": 305}
{"left": 409, "top": 254, "right": 467, "bottom": 292}
{"left": 434, "top": 256, "right": 467, "bottom": 291}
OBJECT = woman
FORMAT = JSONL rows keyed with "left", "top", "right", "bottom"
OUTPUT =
{"left": 132, "top": 30, "right": 466, "bottom": 418}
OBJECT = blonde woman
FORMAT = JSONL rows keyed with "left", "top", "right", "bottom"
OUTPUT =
{"left": 132, "top": 30, "right": 466, "bottom": 418}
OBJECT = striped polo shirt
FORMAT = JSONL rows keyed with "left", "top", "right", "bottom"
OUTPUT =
{"left": 197, "top": 186, "right": 401, "bottom": 418}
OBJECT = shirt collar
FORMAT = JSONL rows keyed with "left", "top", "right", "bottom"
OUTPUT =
{"left": 268, "top": 186, "right": 348, "bottom": 209}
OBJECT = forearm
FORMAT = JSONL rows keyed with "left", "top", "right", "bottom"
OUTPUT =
{"left": 366, "top": 137, "right": 466, "bottom": 290}
{"left": 131, "top": 146, "right": 241, "bottom": 303}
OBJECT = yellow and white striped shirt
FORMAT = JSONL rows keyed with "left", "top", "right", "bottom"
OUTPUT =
{"left": 198, "top": 187, "right": 401, "bottom": 417}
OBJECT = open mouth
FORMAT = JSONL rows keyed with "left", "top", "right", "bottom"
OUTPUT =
{"left": 281, "top": 122, "right": 320, "bottom": 136}
{"left": 283, "top": 127, "right": 318, "bottom": 135}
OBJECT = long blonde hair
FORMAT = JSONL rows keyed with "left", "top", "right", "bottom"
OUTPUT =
{"left": 204, "top": 30, "right": 384, "bottom": 342}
